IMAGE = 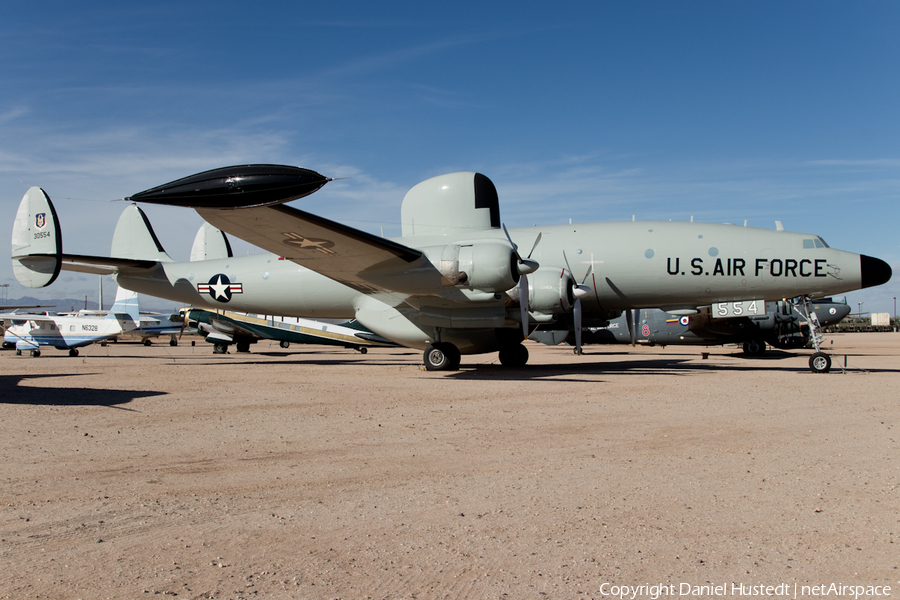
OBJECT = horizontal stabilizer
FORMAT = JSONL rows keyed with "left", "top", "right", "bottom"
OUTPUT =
{"left": 191, "top": 222, "right": 233, "bottom": 261}
{"left": 11, "top": 187, "right": 63, "bottom": 288}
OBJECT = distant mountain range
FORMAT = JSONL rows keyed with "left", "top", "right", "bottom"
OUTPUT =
{"left": 2, "top": 296, "right": 182, "bottom": 314}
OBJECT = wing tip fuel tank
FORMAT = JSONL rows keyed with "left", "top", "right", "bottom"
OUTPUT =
{"left": 127, "top": 164, "right": 329, "bottom": 209}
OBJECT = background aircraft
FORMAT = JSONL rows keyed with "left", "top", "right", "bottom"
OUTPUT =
{"left": 532, "top": 297, "right": 850, "bottom": 357}
{"left": 180, "top": 307, "right": 396, "bottom": 354}
{"left": 10, "top": 166, "right": 892, "bottom": 370}
{"left": 1, "top": 288, "right": 140, "bottom": 356}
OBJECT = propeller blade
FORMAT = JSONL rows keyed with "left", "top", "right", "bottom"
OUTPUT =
{"left": 562, "top": 249, "right": 573, "bottom": 274}
{"left": 526, "top": 232, "right": 542, "bottom": 259}
{"left": 178, "top": 309, "right": 189, "bottom": 339}
{"left": 518, "top": 275, "right": 530, "bottom": 339}
{"left": 504, "top": 223, "right": 540, "bottom": 275}
{"left": 573, "top": 298, "right": 583, "bottom": 355}
{"left": 502, "top": 223, "right": 520, "bottom": 255}
{"left": 626, "top": 308, "right": 636, "bottom": 346}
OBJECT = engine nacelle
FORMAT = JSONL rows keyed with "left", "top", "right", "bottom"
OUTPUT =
{"left": 458, "top": 242, "right": 519, "bottom": 293}
{"left": 528, "top": 268, "right": 576, "bottom": 313}
{"left": 421, "top": 242, "right": 519, "bottom": 292}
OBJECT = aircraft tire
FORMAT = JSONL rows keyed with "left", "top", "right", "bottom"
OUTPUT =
{"left": 498, "top": 343, "right": 529, "bottom": 367}
{"left": 236, "top": 341, "right": 251, "bottom": 353}
{"left": 30, "top": 349, "right": 41, "bottom": 358}
{"left": 809, "top": 352, "right": 832, "bottom": 374}
{"left": 280, "top": 340, "right": 290, "bottom": 349}
{"left": 169, "top": 338, "right": 178, "bottom": 347}
{"left": 15, "top": 349, "right": 21, "bottom": 356}
{"left": 742, "top": 340, "right": 766, "bottom": 356}
{"left": 213, "top": 343, "right": 228, "bottom": 354}
{"left": 142, "top": 338, "right": 152, "bottom": 346}
{"left": 69, "top": 348, "right": 79, "bottom": 357}
{"left": 359, "top": 347, "right": 367, "bottom": 354}
{"left": 424, "top": 342, "right": 460, "bottom": 371}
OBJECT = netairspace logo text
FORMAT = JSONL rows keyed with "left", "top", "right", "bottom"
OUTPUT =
{"left": 599, "top": 582, "right": 892, "bottom": 600}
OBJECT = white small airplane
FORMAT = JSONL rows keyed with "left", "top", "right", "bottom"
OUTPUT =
{"left": 1, "top": 287, "right": 140, "bottom": 356}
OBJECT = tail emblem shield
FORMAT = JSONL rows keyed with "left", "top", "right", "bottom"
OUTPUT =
{"left": 35, "top": 213, "right": 46, "bottom": 229}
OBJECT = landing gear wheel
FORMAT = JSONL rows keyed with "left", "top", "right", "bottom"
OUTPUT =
{"left": 68, "top": 348, "right": 79, "bottom": 357}
{"left": 423, "top": 342, "right": 461, "bottom": 371}
{"left": 742, "top": 340, "right": 765, "bottom": 356}
{"left": 15, "top": 349, "right": 21, "bottom": 356}
{"left": 30, "top": 349, "right": 41, "bottom": 357}
{"left": 280, "top": 340, "right": 290, "bottom": 349}
{"left": 809, "top": 352, "right": 831, "bottom": 374}
{"left": 142, "top": 338, "right": 152, "bottom": 346}
{"left": 213, "top": 343, "right": 228, "bottom": 354}
{"left": 169, "top": 338, "right": 178, "bottom": 347}
{"left": 498, "top": 344, "right": 529, "bottom": 367}
{"left": 236, "top": 341, "right": 251, "bottom": 353}
{"left": 358, "top": 347, "right": 368, "bottom": 354}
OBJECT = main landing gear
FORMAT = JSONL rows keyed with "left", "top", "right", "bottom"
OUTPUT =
{"left": 422, "top": 330, "right": 530, "bottom": 371}
{"left": 742, "top": 339, "right": 766, "bottom": 356}
{"left": 423, "top": 342, "right": 461, "bottom": 371}
{"left": 498, "top": 343, "right": 529, "bottom": 367}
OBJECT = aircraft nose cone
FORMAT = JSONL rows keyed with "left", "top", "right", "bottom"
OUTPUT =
{"left": 860, "top": 255, "right": 892, "bottom": 289}
{"left": 834, "top": 304, "right": 851, "bottom": 320}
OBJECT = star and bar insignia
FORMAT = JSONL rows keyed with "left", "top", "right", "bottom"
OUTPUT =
{"left": 282, "top": 232, "right": 337, "bottom": 255}
{"left": 198, "top": 274, "right": 243, "bottom": 302}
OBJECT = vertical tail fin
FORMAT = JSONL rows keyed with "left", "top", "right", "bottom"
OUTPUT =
{"left": 109, "top": 286, "right": 141, "bottom": 322}
{"left": 190, "top": 222, "right": 233, "bottom": 261}
{"left": 11, "top": 187, "right": 63, "bottom": 288}
{"left": 110, "top": 204, "right": 173, "bottom": 262}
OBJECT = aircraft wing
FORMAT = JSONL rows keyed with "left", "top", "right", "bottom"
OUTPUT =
{"left": 0, "top": 312, "right": 55, "bottom": 321}
{"left": 196, "top": 203, "right": 424, "bottom": 294}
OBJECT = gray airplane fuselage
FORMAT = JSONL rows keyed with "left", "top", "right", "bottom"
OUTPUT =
{"left": 118, "top": 221, "right": 872, "bottom": 339}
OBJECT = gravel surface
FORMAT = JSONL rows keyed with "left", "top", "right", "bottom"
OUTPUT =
{"left": 1, "top": 334, "right": 898, "bottom": 599}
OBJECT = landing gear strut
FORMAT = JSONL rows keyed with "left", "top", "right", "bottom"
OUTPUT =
{"left": 793, "top": 297, "right": 831, "bottom": 373}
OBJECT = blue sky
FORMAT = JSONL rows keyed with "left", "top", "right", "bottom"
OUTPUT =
{"left": 1, "top": 1, "right": 898, "bottom": 314}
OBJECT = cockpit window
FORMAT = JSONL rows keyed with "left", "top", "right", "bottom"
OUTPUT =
{"left": 804, "top": 238, "right": 830, "bottom": 249}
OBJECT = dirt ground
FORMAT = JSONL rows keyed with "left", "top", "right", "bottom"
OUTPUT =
{"left": 0, "top": 334, "right": 898, "bottom": 600}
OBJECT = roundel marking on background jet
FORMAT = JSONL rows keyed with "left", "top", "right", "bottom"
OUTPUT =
{"left": 198, "top": 274, "right": 243, "bottom": 302}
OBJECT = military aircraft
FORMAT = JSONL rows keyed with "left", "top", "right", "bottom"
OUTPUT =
{"left": 531, "top": 297, "right": 850, "bottom": 359}
{"left": 10, "top": 165, "right": 892, "bottom": 370}
{"left": 1, "top": 287, "right": 140, "bottom": 356}
{"left": 101, "top": 286, "right": 190, "bottom": 346}
{"left": 180, "top": 306, "right": 396, "bottom": 354}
